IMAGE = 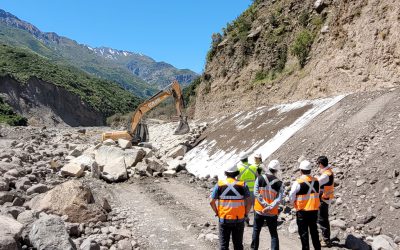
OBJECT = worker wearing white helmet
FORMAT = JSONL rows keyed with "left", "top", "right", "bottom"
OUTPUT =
{"left": 210, "top": 164, "right": 251, "bottom": 250}
{"left": 251, "top": 160, "right": 284, "bottom": 250}
{"left": 289, "top": 160, "right": 321, "bottom": 250}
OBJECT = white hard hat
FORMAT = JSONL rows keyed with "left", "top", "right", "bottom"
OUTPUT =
{"left": 225, "top": 165, "right": 239, "bottom": 173}
{"left": 239, "top": 152, "right": 249, "bottom": 161}
{"left": 254, "top": 153, "right": 262, "bottom": 159}
{"left": 299, "top": 160, "right": 312, "bottom": 171}
{"left": 268, "top": 160, "right": 280, "bottom": 171}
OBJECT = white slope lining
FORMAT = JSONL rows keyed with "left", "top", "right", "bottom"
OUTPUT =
{"left": 184, "top": 95, "right": 346, "bottom": 178}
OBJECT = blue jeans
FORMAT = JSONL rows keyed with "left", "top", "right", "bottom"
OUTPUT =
{"left": 251, "top": 213, "right": 279, "bottom": 250}
{"left": 219, "top": 222, "right": 244, "bottom": 250}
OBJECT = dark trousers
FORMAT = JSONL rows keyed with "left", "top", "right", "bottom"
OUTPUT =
{"left": 296, "top": 211, "right": 321, "bottom": 250}
{"left": 251, "top": 213, "right": 279, "bottom": 250}
{"left": 219, "top": 222, "right": 245, "bottom": 250}
{"left": 318, "top": 201, "right": 331, "bottom": 242}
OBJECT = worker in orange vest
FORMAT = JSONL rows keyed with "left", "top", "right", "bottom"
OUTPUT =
{"left": 251, "top": 160, "right": 284, "bottom": 250}
{"left": 317, "top": 156, "right": 334, "bottom": 247}
{"left": 289, "top": 160, "right": 321, "bottom": 250}
{"left": 210, "top": 165, "right": 252, "bottom": 250}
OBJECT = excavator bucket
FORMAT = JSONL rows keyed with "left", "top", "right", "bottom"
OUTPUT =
{"left": 133, "top": 123, "right": 149, "bottom": 143}
{"left": 174, "top": 117, "right": 190, "bottom": 135}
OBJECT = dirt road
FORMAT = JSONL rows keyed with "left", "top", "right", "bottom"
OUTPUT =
{"left": 101, "top": 176, "right": 302, "bottom": 250}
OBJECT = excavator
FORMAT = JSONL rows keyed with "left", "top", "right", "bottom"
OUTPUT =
{"left": 101, "top": 80, "right": 190, "bottom": 143}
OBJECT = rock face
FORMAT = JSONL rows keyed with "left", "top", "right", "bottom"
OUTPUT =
{"left": 0, "top": 75, "right": 105, "bottom": 126}
{"left": 0, "top": 215, "right": 23, "bottom": 250}
{"left": 29, "top": 215, "right": 76, "bottom": 250}
{"left": 28, "top": 180, "right": 107, "bottom": 223}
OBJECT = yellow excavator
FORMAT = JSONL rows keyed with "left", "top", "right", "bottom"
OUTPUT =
{"left": 101, "top": 80, "right": 190, "bottom": 143}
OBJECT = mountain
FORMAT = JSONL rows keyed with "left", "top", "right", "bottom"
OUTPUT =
{"left": 190, "top": 0, "right": 400, "bottom": 118}
{"left": 0, "top": 9, "right": 198, "bottom": 96}
{"left": 90, "top": 47, "right": 198, "bottom": 89}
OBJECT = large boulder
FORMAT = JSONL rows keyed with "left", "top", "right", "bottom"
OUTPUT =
{"left": 372, "top": 235, "right": 397, "bottom": 250}
{"left": 29, "top": 214, "right": 76, "bottom": 250}
{"left": 71, "top": 155, "right": 97, "bottom": 171}
{"left": 28, "top": 180, "right": 107, "bottom": 223}
{"left": 95, "top": 146, "right": 145, "bottom": 182}
{"left": 0, "top": 178, "right": 9, "bottom": 191}
{"left": 0, "top": 215, "right": 23, "bottom": 250}
{"left": 167, "top": 145, "right": 187, "bottom": 159}
{"left": 145, "top": 157, "right": 167, "bottom": 173}
{"left": 27, "top": 184, "right": 49, "bottom": 195}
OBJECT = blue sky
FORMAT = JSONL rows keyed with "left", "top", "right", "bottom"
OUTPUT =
{"left": 1, "top": 0, "right": 252, "bottom": 73}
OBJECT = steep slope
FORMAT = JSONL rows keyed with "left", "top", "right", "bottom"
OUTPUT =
{"left": 0, "top": 9, "right": 197, "bottom": 95}
{"left": 193, "top": 0, "right": 400, "bottom": 118}
{"left": 0, "top": 44, "right": 141, "bottom": 126}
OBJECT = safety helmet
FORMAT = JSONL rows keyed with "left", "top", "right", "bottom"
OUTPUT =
{"left": 225, "top": 165, "right": 239, "bottom": 173}
{"left": 239, "top": 152, "right": 249, "bottom": 161}
{"left": 254, "top": 153, "right": 262, "bottom": 159}
{"left": 299, "top": 160, "right": 312, "bottom": 171}
{"left": 267, "top": 160, "right": 280, "bottom": 171}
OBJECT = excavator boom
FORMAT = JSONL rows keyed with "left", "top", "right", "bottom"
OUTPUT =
{"left": 102, "top": 80, "right": 190, "bottom": 143}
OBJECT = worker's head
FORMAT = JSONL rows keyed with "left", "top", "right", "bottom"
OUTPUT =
{"left": 316, "top": 156, "right": 328, "bottom": 169}
{"left": 224, "top": 165, "right": 240, "bottom": 178}
{"left": 299, "top": 160, "right": 312, "bottom": 175}
{"left": 266, "top": 159, "right": 280, "bottom": 174}
{"left": 239, "top": 152, "right": 248, "bottom": 162}
{"left": 254, "top": 153, "right": 262, "bottom": 164}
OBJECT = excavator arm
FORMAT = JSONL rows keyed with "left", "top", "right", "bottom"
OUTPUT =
{"left": 101, "top": 80, "right": 190, "bottom": 143}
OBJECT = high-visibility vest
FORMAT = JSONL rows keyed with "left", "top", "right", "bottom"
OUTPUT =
{"left": 217, "top": 178, "right": 246, "bottom": 221}
{"left": 320, "top": 168, "right": 334, "bottom": 201}
{"left": 294, "top": 175, "right": 320, "bottom": 211}
{"left": 254, "top": 174, "right": 282, "bottom": 215}
{"left": 237, "top": 162, "right": 258, "bottom": 192}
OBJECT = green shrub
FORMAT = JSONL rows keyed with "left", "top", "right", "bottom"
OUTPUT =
{"left": 299, "top": 11, "right": 310, "bottom": 27}
{"left": 0, "top": 97, "right": 28, "bottom": 126}
{"left": 290, "top": 29, "right": 314, "bottom": 67}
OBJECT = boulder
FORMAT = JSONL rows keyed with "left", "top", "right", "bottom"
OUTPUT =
{"left": 117, "top": 139, "right": 132, "bottom": 149}
{"left": 27, "top": 184, "right": 49, "bottom": 195}
{"left": 0, "top": 178, "right": 9, "bottom": 191}
{"left": 345, "top": 234, "right": 371, "bottom": 250}
{"left": 163, "top": 170, "right": 177, "bottom": 178}
{"left": 0, "top": 215, "right": 23, "bottom": 250}
{"left": 372, "top": 235, "right": 397, "bottom": 250}
{"left": 29, "top": 214, "right": 76, "bottom": 250}
{"left": 102, "top": 139, "right": 115, "bottom": 146}
{"left": 17, "top": 210, "right": 37, "bottom": 225}
{"left": 167, "top": 145, "right": 187, "bottom": 158}
{"left": 0, "top": 191, "right": 14, "bottom": 205}
{"left": 102, "top": 157, "right": 127, "bottom": 182}
{"left": 61, "top": 162, "right": 85, "bottom": 178}
{"left": 71, "top": 155, "right": 97, "bottom": 171}
{"left": 166, "top": 158, "right": 186, "bottom": 172}
{"left": 146, "top": 157, "right": 167, "bottom": 173}
{"left": 80, "top": 238, "right": 100, "bottom": 250}
{"left": 0, "top": 163, "right": 19, "bottom": 175}
{"left": 28, "top": 180, "right": 107, "bottom": 223}
{"left": 117, "top": 239, "right": 132, "bottom": 250}
{"left": 331, "top": 219, "right": 347, "bottom": 230}
{"left": 15, "top": 177, "right": 32, "bottom": 191}
{"left": 136, "top": 162, "right": 152, "bottom": 176}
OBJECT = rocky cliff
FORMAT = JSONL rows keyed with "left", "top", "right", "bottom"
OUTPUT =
{"left": 194, "top": 0, "right": 400, "bottom": 118}
{"left": 0, "top": 76, "right": 104, "bottom": 126}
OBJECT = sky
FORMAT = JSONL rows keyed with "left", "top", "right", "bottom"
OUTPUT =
{"left": 0, "top": 0, "right": 252, "bottom": 73}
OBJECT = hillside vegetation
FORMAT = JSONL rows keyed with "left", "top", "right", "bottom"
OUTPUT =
{"left": 0, "top": 44, "right": 141, "bottom": 119}
{"left": 191, "top": 0, "right": 400, "bottom": 118}
{"left": 0, "top": 96, "right": 27, "bottom": 126}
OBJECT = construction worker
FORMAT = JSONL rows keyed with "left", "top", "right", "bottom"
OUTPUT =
{"left": 237, "top": 153, "right": 259, "bottom": 226}
{"left": 210, "top": 165, "right": 252, "bottom": 250}
{"left": 251, "top": 160, "right": 284, "bottom": 250}
{"left": 252, "top": 153, "right": 263, "bottom": 170}
{"left": 289, "top": 160, "right": 321, "bottom": 250}
{"left": 317, "top": 156, "right": 334, "bottom": 247}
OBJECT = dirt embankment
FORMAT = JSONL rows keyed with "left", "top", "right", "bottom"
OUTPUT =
{"left": 194, "top": 0, "right": 400, "bottom": 118}
{"left": 0, "top": 75, "right": 105, "bottom": 126}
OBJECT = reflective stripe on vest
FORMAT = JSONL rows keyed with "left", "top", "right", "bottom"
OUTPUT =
{"left": 254, "top": 175, "right": 280, "bottom": 215}
{"left": 294, "top": 176, "right": 320, "bottom": 211}
{"left": 237, "top": 163, "right": 258, "bottom": 191}
{"left": 321, "top": 169, "right": 334, "bottom": 201}
{"left": 217, "top": 179, "right": 246, "bottom": 220}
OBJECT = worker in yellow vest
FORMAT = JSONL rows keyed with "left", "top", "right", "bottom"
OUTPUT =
{"left": 251, "top": 160, "right": 284, "bottom": 250}
{"left": 210, "top": 165, "right": 251, "bottom": 250}
{"left": 237, "top": 153, "right": 260, "bottom": 226}
{"left": 289, "top": 160, "right": 321, "bottom": 250}
{"left": 316, "top": 156, "right": 334, "bottom": 247}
